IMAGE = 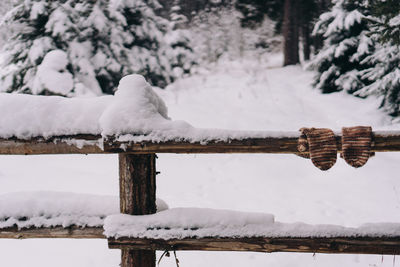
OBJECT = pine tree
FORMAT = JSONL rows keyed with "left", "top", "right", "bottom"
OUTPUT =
{"left": 368, "top": 0, "right": 400, "bottom": 45}
{"left": 355, "top": 1, "right": 400, "bottom": 116}
{"left": 235, "top": 0, "right": 331, "bottom": 64}
{"left": 357, "top": 44, "right": 400, "bottom": 116}
{"left": 0, "top": 0, "right": 193, "bottom": 96}
{"left": 0, "top": 0, "right": 19, "bottom": 49}
{"left": 310, "top": 0, "right": 374, "bottom": 93}
{"left": 235, "top": 0, "right": 283, "bottom": 29}
{"left": 190, "top": 6, "right": 241, "bottom": 63}
{"left": 163, "top": 0, "right": 195, "bottom": 78}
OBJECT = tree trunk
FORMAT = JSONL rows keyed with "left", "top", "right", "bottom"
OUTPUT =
{"left": 302, "top": 22, "right": 311, "bottom": 61}
{"left": 283, "top": 0, "right": 299, "bottom": 66}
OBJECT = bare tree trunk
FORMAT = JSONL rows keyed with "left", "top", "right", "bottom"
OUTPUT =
{"left": 283, "top": 0, "right": 299, "bottom": 66}
{"left": 302, "top": 23, "right": 311, "bottom": 61}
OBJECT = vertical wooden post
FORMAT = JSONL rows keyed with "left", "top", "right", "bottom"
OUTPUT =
{"left": 119, "top": 153, "right": 156, "bottom": 267}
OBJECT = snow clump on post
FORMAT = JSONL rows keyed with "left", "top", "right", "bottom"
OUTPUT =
{"left": 99, "top": 74, "right": 171, "bottom": 136}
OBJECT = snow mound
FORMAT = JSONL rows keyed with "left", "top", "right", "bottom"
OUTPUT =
{"left": 0, "top": 191, "right": 168, "bottom": 229}
{"left": 0, "top": 74, "right": 177, "bottom": 139}
{"left": 0, "top": 73, "right": 297, "bottom": 142}
{"left": 32, "top": 50, "right": 74, "bottom": 95}
{"left": 0, "top": 93, "right": 110, "bottom": 139}
{"left": 99, "top": 74, "right": 170, "bottom": 136}
{"left": 104, "top": 208, "right": 275, "bottom": 239}
{"left": 104, "top": 208, "right": 400, "bottom": 240}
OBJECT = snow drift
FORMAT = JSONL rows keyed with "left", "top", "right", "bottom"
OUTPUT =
{"left": 0, "top": 191, "right": 168, "bottom": 229}
{"left": 0, "top": 73, "right": 299, "bottom": 143}
{"left": 0, "top": 74, "right": 179, "bottom": 139}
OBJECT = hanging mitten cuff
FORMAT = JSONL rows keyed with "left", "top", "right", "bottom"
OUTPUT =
{"left": 341, "top": 126, "right": 373, "bottom": 168}
{"left": 298, "top": 128, "right": 337, "bottom": 171}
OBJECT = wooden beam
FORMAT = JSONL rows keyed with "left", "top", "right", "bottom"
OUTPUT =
{"left": 0, "top": 226, "right": 104, "bottom": 239}
{"left": 108, "top": 236, "right": 400, "bottom": 255}
{"left": 2, "top": 225, "right": 400, "bottom": 256}
{"left": 119, "top": 154, "right": 157, "bottom": 267}
{"left": 0, "top": 135, "right": 104, "bottom": 155}
{"left": 0, "top": 131, "right": 400, "bottom": 155}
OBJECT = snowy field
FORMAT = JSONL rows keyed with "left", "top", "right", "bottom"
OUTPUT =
{"left": 1, "top": 54, "right": 400, "bottom": 266}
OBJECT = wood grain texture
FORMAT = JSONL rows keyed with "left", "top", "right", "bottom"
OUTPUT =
{"left": 2, "top": 226, "right": 400, "bottom": 256}
{"left": 108, "top": 236, "right": 400, "bottom": 255}
{"left": 0, "top": 226, "right": 104, "bottom": 239}
{"left": 0, "top": 131, "right": 400, "bottom": 155}
{"left": 119, "top": 154, "right": 157, "bottom": 267}
{"left": 119, "top": 154, "right": 157, "bottom": 215}
{"left": 121, "top": 250, "right": 156, "bottom": 267}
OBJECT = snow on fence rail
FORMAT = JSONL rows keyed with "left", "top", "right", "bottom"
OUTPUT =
{"left": 1, "top": 74, "right": 400, "bottom": 155}
{"left": 1, "top": 130, "right": 400, "bottom": 155}
{"left": 2, "top": 75, "right": 400, "bottom": 267}
{"left": 2, "top": 129, "right": 400, "bottom": 262}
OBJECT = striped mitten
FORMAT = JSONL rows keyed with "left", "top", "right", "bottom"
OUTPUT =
{"left": 298, "top": 128, "right": 337, "bottom": 171}
{"left": 341, "top": 126, "right": 373, "bottom": 168}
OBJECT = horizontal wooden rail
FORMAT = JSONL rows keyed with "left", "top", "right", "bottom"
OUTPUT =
{"left": 109, "top": 236, "right": 400, "bottom": 255}
{"left": 0, "top": 226, "right": 104, "bottom": 239}
{"left": 0, "top": 131, "right": 400, "bottom": 155}
{"left": 2, "top": 226, "right": 400, "bottom": 255}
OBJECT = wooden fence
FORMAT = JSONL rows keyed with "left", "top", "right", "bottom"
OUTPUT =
{"left": 1, "top": 130, "right": 400, "bottom": 267}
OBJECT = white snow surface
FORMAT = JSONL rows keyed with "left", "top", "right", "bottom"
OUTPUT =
{"left": 1, "top": 56, "right": 400, "bottom": 266}
{"left": 32, "top": 50, "right": 74, "bottom": 95}
{"left": 0, "top": 73, "right": 299, "bottom": 141}
{"left": 0, "top": 74, "right": 175, "bottom": 139}
{"left": 104, "top": 209, "right": 400, "bottom": 239}
{"left": 0, "top": 191, "right": 168, "bottom": 229}
{"left": 98, "top": 74, "right": 173, "bottom": 137}
{"left": 104, "top": 208, "right": 275, "bottom": 239}
{"left": 0, "top": 93, "right": 110, "bottom": 139}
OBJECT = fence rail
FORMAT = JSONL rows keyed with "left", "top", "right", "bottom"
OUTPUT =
{"left": 2, "top": 129, "right": 400, "bottom": 267}
{"left": 2, "top": 225, "right": 400, "bottom": 255}
{"left": 1, "top": 131, "right": 400, "bottom": 155}
{"left": 108, "top": 236, "right": 400, "bottom": 255}
{"left": 0, "top": 226, "right": 104, "bottom": 239}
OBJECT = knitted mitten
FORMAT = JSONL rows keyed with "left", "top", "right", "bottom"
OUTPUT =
{"left": 341, "top": 126, "right": 373, "bottom": 168}
{"left": 298, "top": 128, "right": 337, "bottom": 171}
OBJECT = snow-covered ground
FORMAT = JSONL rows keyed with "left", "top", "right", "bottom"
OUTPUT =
{"left": 1, "top": 54, "right": 400, "bottom": 266}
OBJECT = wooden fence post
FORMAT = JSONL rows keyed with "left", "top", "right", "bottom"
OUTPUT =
{"left": 119, "top": 153, "right": 157, "bottom": 267}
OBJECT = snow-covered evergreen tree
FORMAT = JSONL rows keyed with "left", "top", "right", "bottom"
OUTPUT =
{"left": 163, "top": 0, "right": 195, "bottom": 78}
{"left": 0, "top": 0, "right": 193, "bottom": 96}
{"left": 357, "top": 44, "right": 400, "bottom": 116}
{"left": 310, "top": 0, "right": 374, "bottom": 94}
{"left": 190, "top": 6, "right": 279, "bottom": 64}
{"left": 190, "top": 7, "right": 242, "bottom": 63}
{"left": 355, "top": 1, "right": 400, "bottom": 116}
{"left": 0, "top": 0, "right": 16, "bottom": 48}
{"left": 367, "top": 0, "right": 400, "bottom": 45}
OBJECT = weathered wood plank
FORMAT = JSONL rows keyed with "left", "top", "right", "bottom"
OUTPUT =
{"left": 0, "top": 135, "right": 104, "bottom": 155}
{"left": 2, "top": 226, "right": 400, "bottom": 256}
{"left": 0, "top": 226, "right": 104, "bottom": 239}
{"left": 119, "top": 154, "right": 157, "bottom": 267}
{"left": 108, "top": 236, "right": 400, "bottom": 255}
{"left": 0, "top": 131, "right": 400, "bottom": 155}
